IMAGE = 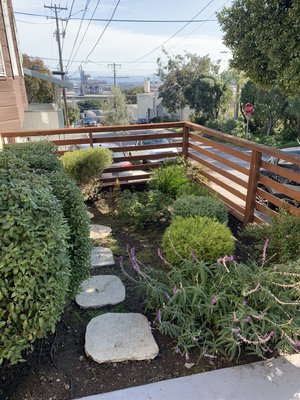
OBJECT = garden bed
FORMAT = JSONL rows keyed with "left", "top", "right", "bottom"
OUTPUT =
{"left": 2, "top": 193, "right": 259, "bottom": 400}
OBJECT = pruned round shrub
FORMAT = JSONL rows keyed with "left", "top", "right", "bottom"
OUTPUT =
{"left": 118, "top": 189, "right": 172, "bottom": 228}
{"left": 148, "top": 164, "right": 189, "bottom": 198}
{"left": 61, "top": 147, "right": 112, "bottom": 185}
{"left": 4, "top": 141, "right": 62, "bottom": 172}
{"left": 162, "top": 216, "right": 234, "bottom": 265}
{"left": 48, "top": 171, "right": 91, "bottom": 297}
{"left": 0, "top": 170, "right": 70, "bottom": 365}
{"left": 172, "top": 195, "right": 228, "bottom": 224}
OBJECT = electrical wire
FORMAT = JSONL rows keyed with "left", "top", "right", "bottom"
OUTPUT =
{"left": 125, "top": 0, "right": 216, "bottom": 64}
{"left": 65, "top": 0, "right": 91, "bottom": 70}
{"left": 84, "top": 0, "right": 121, "bottom": 63}
{"left": 61, "top": 0, "right": 75, "bottom": 53}
{"left": 68, "top": 0, "right": 102, "bottom": 70}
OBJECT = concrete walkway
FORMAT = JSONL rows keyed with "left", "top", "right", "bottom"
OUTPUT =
{"left": 75, "top": 354, "right": 300, "bottom": 400}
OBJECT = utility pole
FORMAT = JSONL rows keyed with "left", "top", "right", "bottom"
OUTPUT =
{"left": 107, "top": 62, "right": 121, "bottom": 87}
{"left": 44, "top": 4, "right": 70, "bottom": 127}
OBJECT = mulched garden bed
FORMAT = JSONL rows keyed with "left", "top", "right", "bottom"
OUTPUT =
{"left": 1, "top": 191, "right": 259, "bottom": 400}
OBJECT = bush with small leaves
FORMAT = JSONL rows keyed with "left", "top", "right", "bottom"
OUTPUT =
{"left": 148, "top": 164, "right": 189, "bottom": 198}
{"left": 176, "top": 181, "right": 212, "bottom": 197}
{"left": 61, "top": 147, "right": 112, "bottom": 185}
{"left": 162, "top": 216, "right": 234, "bottom": 265}
{"left": 0, "top": 163, "right": 70, "bottom": 365}
{"left": 118, "top": 189, "right": 172, "bottom": 228}
{"left": 172, "top": 195, "right": 228, "bottom": 224}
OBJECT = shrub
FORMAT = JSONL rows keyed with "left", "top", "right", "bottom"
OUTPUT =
{"left": 162, "top": 216, "right": 234, "bottom": 265}
{"left": 242, "top": 211, "right": 300, "bottom": 264}
{"left": 4, "top": 141, "right": 62, "bottom": 172}
{"left": 61, "top": 147, "right": 112, "bottom": 185}
{"left": 118, "top": 190, "right": 172, "bottom": 228}
{"left": 172, "top": 195, "right": 228, "bottom": 224}
{"left": 0, "top": 167, "right": 70, "bottom": 365}
{"left": 176, "top": 181, "right": 212, "bottom": 197}
{"left": 123, "top": 251, "right": 300, "bottom": 360}
{"left": 148, "top": 164, "right": 189, "bottom": 198}
{"left": 48, "top": 171, "right": 91, "bottom": 297}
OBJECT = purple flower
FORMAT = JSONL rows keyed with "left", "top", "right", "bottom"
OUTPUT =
{"left": 211, "top": 294, "right": 217, "bottom": 305}
{"left": 232, "top": 328, "right": 241, "bottom": 334}
{"left": 243, "top": 316, "right": 252, "bottom": 323}
{"left": 164, "top": 292, "right": 171, "bottom": 300}
{"left": 242, "top": 299, "right": 247, "bottom": 306}
{"left": 185, "top": 352, "right": 189, "bottom": 361}
{"left": 157, "top": 309, "right": 162, "bottom": 324}
{"left": 172, "top": 285, "right": 178, "bottom": 294}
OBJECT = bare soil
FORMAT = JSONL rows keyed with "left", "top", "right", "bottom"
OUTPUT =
{"left": 1, "top": 192, "right": 257, "bottom": 400}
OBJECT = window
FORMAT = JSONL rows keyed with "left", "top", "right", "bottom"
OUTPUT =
{"left": 0, "top": 44, "right": 6, "bottom": 77}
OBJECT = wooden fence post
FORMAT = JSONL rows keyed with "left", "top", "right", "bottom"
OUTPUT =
{"left": 182, "top": 124, "right": 190, "bottom": 161}
{"left": 0, "top": 133, "right": 3, "bottom": 149}
{"left": 244, "top": 150, "right": 262, "bottom": 225}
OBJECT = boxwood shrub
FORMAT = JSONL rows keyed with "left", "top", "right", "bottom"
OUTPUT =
{"left": 162, "top": 216, "right": 235, "bottom": 265}
{"left": 0, "top": 164, "right": 70, "bottom": 365}
{"left": 172, "top": 195, "right": 228, "bottom": 224}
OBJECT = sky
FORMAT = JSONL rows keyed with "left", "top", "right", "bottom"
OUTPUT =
{"left": 12, "top": 0, "right": 233, "bottom": 79}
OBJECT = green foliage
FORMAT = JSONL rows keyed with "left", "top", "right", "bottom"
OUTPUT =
{"left": 162, "top": 216, "right": 235, "bottom": 265}
{"left": 127, "top": 252, "right": 300, "bottom": 359}
{"left": 4, "top": 141, "right": 62, "bottom": 172}
{"left": 243, "top": 211, "right": 300, "bottom": 264}
{"left": 218, "top": 1, "right": 300, "bottom": 96}
{"left": 48, "top": 172, "right": 91, "bottom": 297}
{"left": 124, "top": 86, "right": 144, "bottom": 104}
{"left": 61, "top": 146, "right": 112, "bottom": 185}
{"left": 172, "top": 195, "right": 228, "bottom": 224}
{"left": 176, "top": 181, "right": 212, "bottom": 197}
{"left": 0, "top": 165, "right": 70, "bottom": 365}
{"left": 117, "top": 190, "right": 172, "bottom": 228}
{"left": 77, "top": 99, "right": 104, "bottom": 112}
{"left": 101, "top": 86, "right": 130, "bottom": 126}
{"left": 148, "top": 164, "right": 189, "bottom": 198}
{"left": 68, "top": 104, "right": 81, "bottom": 126}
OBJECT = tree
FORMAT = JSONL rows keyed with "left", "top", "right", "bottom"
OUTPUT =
{"left": 101, "top": 86, "right": 130, "bottom": 126}
{"left": 23, "top": 54, "right": 54, "bottom": 103}
{"left": 67, "top": 104, "right": 80, "bottom": 126}
{"left": 124, "top": 86, "right": 144, "bottom": 104}
{"left": 157, "top": 52, "right": 219, "bottom": 113}
{"left": 184, "top": 75, "right": 227, "bottom": 121}
{"left": 241, "top": 80, "right": 288, "bottom": 135}
{"left": 218, "top": 1, "right": 300, "bottom": 96}
{"left": 77, "top": 99, "right": 104, "bottom": 112}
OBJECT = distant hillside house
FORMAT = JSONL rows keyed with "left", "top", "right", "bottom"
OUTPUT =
{"left": 0, "top": 0, "right": 27, "bottom": 132}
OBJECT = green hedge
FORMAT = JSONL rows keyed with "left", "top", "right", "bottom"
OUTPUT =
{"left": 172, "top": 195, "right": 228, "bottom": 224}
{"left": 162, "top": 216, "right": 235, "bottom": 265}
{"left": 0, "top": 163, "right": 70, "bottom": 365}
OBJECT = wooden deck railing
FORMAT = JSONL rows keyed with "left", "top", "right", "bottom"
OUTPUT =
{"left": 1, "top": 121, "right": 299, "bottom": 225}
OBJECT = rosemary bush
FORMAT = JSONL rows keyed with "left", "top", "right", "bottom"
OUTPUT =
{"left": 122, "top": 247, "right": 300, "bottom": 360}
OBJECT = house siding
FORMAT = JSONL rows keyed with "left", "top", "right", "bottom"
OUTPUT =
{"left": 0, "top": 0, "right": 27, "bottom": 133}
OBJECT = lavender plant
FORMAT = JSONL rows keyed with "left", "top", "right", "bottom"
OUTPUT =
{"left": 121, "top": 245, "right": 300, "bottom": 360}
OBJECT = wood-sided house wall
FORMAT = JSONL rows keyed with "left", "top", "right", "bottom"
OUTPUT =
{"left": 0, "top": 0, "right": 27, "bottom": 132}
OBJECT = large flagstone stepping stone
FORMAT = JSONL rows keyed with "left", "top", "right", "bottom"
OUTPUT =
{"left": 85, "top": 313, "right": 159, "bottom": 363}
{"left": 91, "top": 247, "right": 115, "bottom": 268}
{"left": 76, "top": 276, "right": 125, "bottom": 309}
{"left": 89, "top": 224, "right": 112, "bottom": 240}
{"left": 87, "top": 211, "right": 94, "bottom": 219}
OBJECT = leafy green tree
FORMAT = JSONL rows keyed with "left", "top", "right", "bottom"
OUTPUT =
{"left": 157, "top": 52, "right": 219, "bottom": 113}
{"left": 23, "top": 54, "right": 53, "bottom": 103}
{"left": 218, "top": 1, "right": 300, "bottom": 96}
{"left": 77, "top": 99, "right": 104, "bottom": 112}
{"left": 241, "top": 80, "right": 288, "bottom": 135}
{"left": 67, "top": 104, "right": 80, "bottom": 126}
{"left": 101, "top": 86, "right": 130, "bottom": 126}
{"left": 124, "top": 86, "right": 144, "bottom": 104}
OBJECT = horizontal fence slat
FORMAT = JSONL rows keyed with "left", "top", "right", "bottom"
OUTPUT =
{"left": 110, "top": 142, "right": 183, "bottom": 152}
{"left": 259, "top": 174, "right": 300, "bottom": 203}
{"left": 185, "top": 122, "right": 300, "bottom": 165}
{"left": 112, "top": 152, "right": 181, "bottom": 163}
{"left": 100, "top": 173, "right": 152, "bottom": 184}
{"left": 189, "top": 142, "right": 249, "bottom": 176}
{"left": 92, "top": 132, "right": 182, "bottom": 143}
{"left": 189, "top": 152, "right": 248, "bottom": 189}
{"left": 260, "top": 160, "right": 300, "bottom": 185}
{"left": 189, "top": 132, "right": 251, "bottom": 163}
{"left": 256, "top": 187, "right": 300, "bottom": 216}
{"left": 254, "top": 201, "right": 278, "bottom": 218}
{"left": 104, "top": 163, "right": 162, "bottom": 173}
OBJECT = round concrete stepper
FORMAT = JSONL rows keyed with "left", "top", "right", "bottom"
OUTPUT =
{"left": 89, "top": 224, "right": 112, "bottom": 240}
{"left": 87, "top": 211, "right": 94, "bottom": 219}
{"left": 91, "top": 246, "right": 115, "bottom": 268}
{"left": 85, "top": 313, "right": 159, "bottom": 364}
{"left": 76, "top": 275, "right": 125, "bottom": 309}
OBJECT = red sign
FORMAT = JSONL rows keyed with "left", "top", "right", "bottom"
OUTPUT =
{"left": 244, "top": 103, "right": 254, "bottom": 114}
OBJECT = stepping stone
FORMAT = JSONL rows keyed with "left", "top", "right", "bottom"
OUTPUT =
{"left": 76, "top": 276, "right": 125, "bottom": 309}
{"left": 91, "top": 247, "right": 115, "bottom": 268}
{"left": 85, "top": 313, "right": 159, "bottom": 364}
{"left": 89, "top": 224, "right": 112, "bottom": 240}
{"left": 87, "top": 211, "right": 94, "bottom": 219}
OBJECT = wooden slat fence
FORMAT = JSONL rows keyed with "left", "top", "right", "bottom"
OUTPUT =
{"left": 1, "top": 121, "right": 299, "bottom": 225}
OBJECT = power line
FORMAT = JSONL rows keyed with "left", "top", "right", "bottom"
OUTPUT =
{"left": 84, "top": 0, "right": 121, "bottom": 63}
{"left": 61, "top": 0, "right": 75, "bottom": 53}
{"left": 125, "top": 0, "right": 216, "bottom": 64}
{"left": 14, "top": 11, "right": 217, "bottom": 23}
{"left": 68, "top": 0, "right": 102, "bottom": 70}
{"left": 65, "top": 0, "right": 91, "bottom": 70}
